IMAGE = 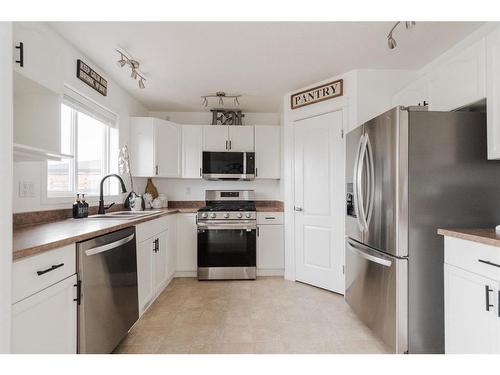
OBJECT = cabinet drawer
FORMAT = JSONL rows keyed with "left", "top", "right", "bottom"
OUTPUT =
{"left": 444, "top": 237, "right": 500, "bottom": 281}
{"left": 257, "top": 212, "right": 283, "bottom": 225}
{"left": 13, "top": 244, "right": 76, "bottom": 304}
{"left": 136, "top": 216, "right": 169, "bottom": 243}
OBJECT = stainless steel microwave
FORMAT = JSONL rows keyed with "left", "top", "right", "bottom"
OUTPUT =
{"left": 202, "top": 151, "right": 255, "bottom": 180}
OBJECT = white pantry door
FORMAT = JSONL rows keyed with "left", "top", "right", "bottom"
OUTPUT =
{"left": 294, "top": 110, "right": 344, "bottom": 293}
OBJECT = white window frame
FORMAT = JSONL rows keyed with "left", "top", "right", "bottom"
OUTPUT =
{"left": 43, "top": 94, "right": 121, "bottom": 205}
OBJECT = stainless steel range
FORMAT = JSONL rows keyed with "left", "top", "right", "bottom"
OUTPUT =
{"left": 197, "top": 190, "right": 257, "bottom": 280}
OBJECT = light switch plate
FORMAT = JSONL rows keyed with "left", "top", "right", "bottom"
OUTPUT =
{"left": 19, "top": 181, "right": 35, "bottom": 198}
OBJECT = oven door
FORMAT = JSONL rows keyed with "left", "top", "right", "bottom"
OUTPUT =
{"left": 202, "top": 151, "right": 255, "bottom": 180}
{"left": 197, "top": 221, "right": 257, "bottom": 278}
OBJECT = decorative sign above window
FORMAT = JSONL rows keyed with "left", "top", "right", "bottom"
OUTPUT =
{"left": 290, "top": 79, "right": 343, "bottom": 109}
{"left": 76, "top": 59, "right": 108, "bottom": 96}
{"left": 210, "top": 109, "right": 245, "bottom": 125}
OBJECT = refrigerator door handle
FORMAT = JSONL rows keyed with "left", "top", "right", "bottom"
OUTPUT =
{"left": 353, "top": 134, "right": 366, "bottom": 232}
{"left": 346, "top": 238, "right": 393, "bottom": 267}
{"left": 356, "top": 134, "right": 369, "bottom": 232}
{"left": 365, "top": 134, "right": 375, "bottom": 228}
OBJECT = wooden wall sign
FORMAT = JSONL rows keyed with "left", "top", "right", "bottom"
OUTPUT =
{"left": 76, "top": 59, "right": 108, "bottom": 96}
{"left": 291, "top": 79, "right": 343, "bottom": 109}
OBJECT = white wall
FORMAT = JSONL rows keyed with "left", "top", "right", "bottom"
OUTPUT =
{"left": 0, "top": 22, "right": 13, "bottom": 353}
{"left": 12, "top": 22, "right": 149, "bottom": 213}
{"left": 146, "top": 111, "right": 283, "bottom": 201}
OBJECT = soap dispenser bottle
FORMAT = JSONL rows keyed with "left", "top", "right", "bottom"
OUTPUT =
{"left": 82, "top": 194, "right": 89, "bottom": 217}
{"left": 73, "top": 194, "right": 81, "bottom": 219}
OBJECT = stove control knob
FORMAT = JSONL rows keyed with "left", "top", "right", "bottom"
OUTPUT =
{"left": 210, "top": 213, "right": 216, "bottom": 219}
{"left": 223, "top": 213, "right": 229, "bottom": 219}
{"left": 237, "top": 213, "right": 243, "bottom": 219}
{"left": 201, "top": 213, "right": 208, "bottom": 219}
{"left": 245, "top": 213, "right": 251, "bottom": 219}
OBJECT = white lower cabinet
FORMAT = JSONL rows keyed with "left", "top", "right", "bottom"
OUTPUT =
{"left": 444, "top": 236, "right": 500, "bottom": 353}
{"left": 256, "top": 212, "right": 284, "bottom": 276}
{"left": 136, "top": 217, "right": 174, "bottom": 316}
{"left": 176, "top": 213, "right": 198, "bottom": 275}
{"left": 11, "top": 274, "right": 77, "bottom": 354}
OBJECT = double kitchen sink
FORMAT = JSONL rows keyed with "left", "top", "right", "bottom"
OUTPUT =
{"left": 89, "top": 210, "right": 163, "bottom": 220}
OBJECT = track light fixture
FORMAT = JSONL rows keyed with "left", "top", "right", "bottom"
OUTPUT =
{"left": 115, "top": 48, "right": 147, "bottom": 89}
{"left": 201, "top": 91, "right": 242, "bottom": 108}
{"left": 387, "top": 21, "right": 416, "bottom": 50}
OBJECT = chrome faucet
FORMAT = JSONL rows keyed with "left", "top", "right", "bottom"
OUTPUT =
{"left": 98, "top": 174, "right": 127, "bottom": 215}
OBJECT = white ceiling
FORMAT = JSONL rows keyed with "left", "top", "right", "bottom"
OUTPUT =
{"left": 49, "top": 22, "right": 484, "bottom": 113}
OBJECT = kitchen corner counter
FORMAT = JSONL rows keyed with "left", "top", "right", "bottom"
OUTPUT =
{"left": 13, "top": 207, "right": 195, "bottom": 261}
{"left": 437, "top": 228, "right": 500, "bottom": 248}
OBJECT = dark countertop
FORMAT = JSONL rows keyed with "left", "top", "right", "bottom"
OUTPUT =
{"left": 437, "top": 228, "right": 500, "bottom": 248}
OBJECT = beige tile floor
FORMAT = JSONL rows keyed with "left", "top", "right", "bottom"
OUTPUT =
{"left": 113, "top": 277, "right": 390, "bottom": 354}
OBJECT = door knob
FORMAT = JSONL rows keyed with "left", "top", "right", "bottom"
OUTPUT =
{"left": 294, "top": 206, "right": 303, "bottom": 212}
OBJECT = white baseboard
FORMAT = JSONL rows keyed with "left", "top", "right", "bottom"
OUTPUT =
{"left": 257, "top": 269, "right": 285, "bottom": 277}
{"left": 174, "top": 271, "right": 197, "bottom": 278}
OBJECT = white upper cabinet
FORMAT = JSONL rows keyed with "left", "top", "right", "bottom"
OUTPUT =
{"left": 203, "top": 125, "right": 254, "bottom": 151}
{"left": 254, "top": 125, "right": 281, "bottom": 179}
{"left": 228, "top": 126, "right": 254, "bottom": 151}
{"left": 427, "top": 38, "right": 486, "bottom": 111}
{"left": 203, "top": 125, "right": 229, "bottom": 151}
{"left": 130, "top": 117, "right": 181, "bottom": 178}
{"left": 156, "top": 120, "right": 181, "bottom": 177}
{"left": 182, "top": 125, "right": 203, "bottom": 178}
{"left": 487, "top": 28, "right": 500, "bottom": 159}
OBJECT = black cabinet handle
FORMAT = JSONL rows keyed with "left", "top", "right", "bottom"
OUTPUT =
{"left": 485, "top": 285, "right": 494, "bottom": 311}
{"left": 478, "top": 259, "right": 500, "bottom": 268}
{"left": 15, "top": 42, "right": 24, "bottom": 67}
{"left": 36, "top": 263, "right": 64, "bottom": 276}
{"left": 229, "top": 140, "right": 232, "bottom": 150}
{"left": 73, "top": 280, "right": 82, "bottom": 305}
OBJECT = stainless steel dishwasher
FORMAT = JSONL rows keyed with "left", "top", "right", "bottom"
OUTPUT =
{"left": 76, "top": 226, "right": 138, "bottom": 354}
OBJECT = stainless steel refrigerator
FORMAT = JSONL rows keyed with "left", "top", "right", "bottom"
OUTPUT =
{"left": 345, "top": 106, "right": 500, "bottom": 354}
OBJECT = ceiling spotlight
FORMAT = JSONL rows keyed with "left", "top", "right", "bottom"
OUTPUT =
{"left": 234, "top": 97, "right": 240, "bottom": 106}
{"left": 219, "top": 97, "right": 224, "bottom": 106}
{"left": 405, "top": 21, "right": 416, "bottom": 29}
{"left": 117, "top": 54, "right": 127, "bottom": 67}
{"left": 131, "top": 69, "right": 138, "bottom": 80}
{"left": 202, "top": 97, "right": 208, "bottom": 107}
{"left": 388, "top": 36, "right": 397, "bottom": 50}
{"left": 386, "top": 21, "right": 416, "bottom": 50}
{"left": 138, "top": 78, "right": 145, "bottom": 89}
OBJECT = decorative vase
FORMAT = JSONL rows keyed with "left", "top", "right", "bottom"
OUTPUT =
{"left": 145, "top": 178, "right": 159, "bottom": 199}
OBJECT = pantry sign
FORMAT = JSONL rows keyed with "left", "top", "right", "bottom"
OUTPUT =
{"left": 291, "top": 79, "right": 343, "bottom": 109}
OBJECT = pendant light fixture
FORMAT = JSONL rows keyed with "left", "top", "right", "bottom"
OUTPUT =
{"left": 115, "top": 48, "right": 147, "bottom": 89}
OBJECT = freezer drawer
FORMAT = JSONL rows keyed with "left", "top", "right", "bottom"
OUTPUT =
{"left": 345, "top": 238, "right": 408, "bottom": 353}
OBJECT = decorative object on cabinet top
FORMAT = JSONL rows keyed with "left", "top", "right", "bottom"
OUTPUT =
{"left": 438, "top": 228, "right": 500, "bottom": 248}
{"left": 210, "top": 108, "right": 245, "bottom": 125}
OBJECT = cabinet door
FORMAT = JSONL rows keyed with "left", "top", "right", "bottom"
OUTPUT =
{"left": 254, "top": 125, "right": 281, "bottom": 179}
{"left": 228, "top": 126, "right": 254, "bottom": 151}
{"left": 444, "top": 264, "right": 500, "bottom": 353}
{"left": 391, "top": 76, "right": 429, "bottom": 108}
{"left": 487, "top": 29, "right": 500, "bottom": 160}
{"left": 203, "top": 125, "right": 228, "bottom": 151}
{"left": 428, "top": 38, "right": 486, "bottom": 111}
{"left": 166, "top": 215, "right": 177, "bottom": 279}
{"left": 182, "top": 125, "right": 203, "bottom": 178}
{"left": 130, "top": 117, "right": 156, "bottom": 177}
{"left": 137, "top": 239, "right": 154, "bottom": 315}
{"left": 154, "top": 231, "right": 169, "bottom": 294}
{"left": 176, "top": 213, "right": 198, "bottom": 273}
{"left": 257, "top": 225, "right": 284, "bottom": 271}
{"left": 11, "top": 274, "right": 77, "bottom": 354}
{"left": 156, "top": 119, "right": 181, "bottom": 177}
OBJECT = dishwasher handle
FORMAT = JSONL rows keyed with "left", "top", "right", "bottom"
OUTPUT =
{"left": 85, "top": 233, "right": 135, "bottom": 256}
{"left": 346, "top": 238, "right": 393, "bottom": 268}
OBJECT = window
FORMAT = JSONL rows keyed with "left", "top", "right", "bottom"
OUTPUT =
{"left": 47, "top": 100, "right": 119, "bottom": 198}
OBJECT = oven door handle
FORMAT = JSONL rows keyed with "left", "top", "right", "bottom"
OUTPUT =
{"left": 197, "top": 222, "right": 257, "bottom": 231}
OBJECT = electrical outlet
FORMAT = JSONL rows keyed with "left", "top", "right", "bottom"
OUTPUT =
{"left": 185, "top": 187, "right": 191, "bottom": 195}
{"left": 19, "top": 181, "right": 35, "bottom": 198}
